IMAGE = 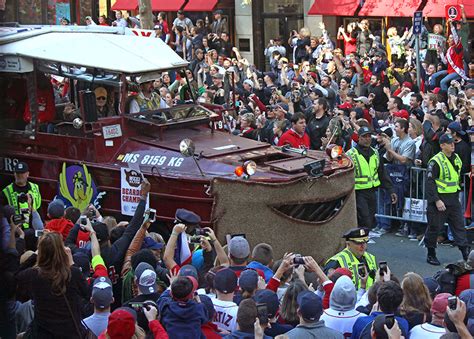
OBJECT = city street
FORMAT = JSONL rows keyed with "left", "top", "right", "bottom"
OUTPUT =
{"left": 370, "top": 232, "right": 471, "bottom": 278}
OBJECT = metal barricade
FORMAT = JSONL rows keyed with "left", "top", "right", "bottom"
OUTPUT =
{"left": 375, "top": 166, "right": 471, "bottom": 225}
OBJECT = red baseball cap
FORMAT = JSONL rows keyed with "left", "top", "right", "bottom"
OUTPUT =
{"left": 393, "top": 109, "right": 409, "bottom": 120}
{"left": 107, "top": 308, "right": 136, "bottom": 339}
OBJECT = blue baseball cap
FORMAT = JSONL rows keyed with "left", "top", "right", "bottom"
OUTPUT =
{"left": 297, "top": 291, "right": 323, "bottom": 321}
{"left": 447, "top": 121, "right": 466, "bottom": 136}
{"left": 142, "top": 237, "right": 163, "bottom": 250}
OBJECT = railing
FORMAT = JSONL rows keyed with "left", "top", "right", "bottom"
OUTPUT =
{"left": 375, "top": 166, "right": 471, "bottom": 225}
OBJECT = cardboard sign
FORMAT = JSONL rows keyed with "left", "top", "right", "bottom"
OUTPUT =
{"left": 402, "top": 198, "right": 427, "bottom": 223}
{"left": 120, "top": 167, "right": 149, "bottom": 216}
{"left": 445, "top": 5, "right": 462, "bottom": 21}
{"left": 428, "top": 34, "right": 446, "bottom": 51}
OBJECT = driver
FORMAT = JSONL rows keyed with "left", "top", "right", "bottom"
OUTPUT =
{"left": 129, "top": 74, "right": 163, "bottom": 113}
{"left": 94, "top": 87, "right": 116, "bottom": 118}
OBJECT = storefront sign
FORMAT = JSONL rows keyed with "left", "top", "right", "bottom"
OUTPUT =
{"left": 121, "top": 167, "right": 149, "bottom": 216}
{"left": 428, "top": 34, "right": 446, "bottom": 51}
{"left": 402, "top": 198, "right": 427, "bottom": 223}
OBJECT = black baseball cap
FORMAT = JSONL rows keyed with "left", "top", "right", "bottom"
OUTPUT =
{"left": 358, "top": 126, "right": 373, "bottom": 137}
{"left": 14, "top": 162, "right": 29, "bottom": 173}
{"left": 439, "top": 133, "right": 454, "bottom": 144}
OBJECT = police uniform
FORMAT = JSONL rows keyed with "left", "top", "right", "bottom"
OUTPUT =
{"left": 1, "top": 162, "right": 41, "bottom": 229}
{"left": 425, "top": 133, "right": 469, "bottom": 266}
{"left": 324, "top": 228, "right": 378, "bottom": 290}
{"left": 346, "top": 127, "right": 395, "bottom": 229}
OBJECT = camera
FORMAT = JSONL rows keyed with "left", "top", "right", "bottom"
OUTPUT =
{"left": 293, "top": 255, "right": 305, "bottom": 265}
{"left": 35, "top": 230, "right": 44, "bottom": 237}
{"left": 13, "top": 214, "right": 25, "bottom": 224}
{"left": 80, "top": 215, "right": 88, "bottom": 226}
{"left": 18, "top": 193, "right": 28, "bottom": 204}
{"left": 195, "top": 228, "right": 209, "bottom": 236}
{"left": 448, "top": 296, "right": 457, "bottom": 310}
{"left": 189, "top": 236, "right": 201, "bottom": 244}
{"left": 147, "top": 208, "right": 156, "bottom": 223}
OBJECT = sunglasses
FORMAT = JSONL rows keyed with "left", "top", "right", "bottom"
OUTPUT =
{"left": 96, "top": 96, "right": 107, "bottom": 100}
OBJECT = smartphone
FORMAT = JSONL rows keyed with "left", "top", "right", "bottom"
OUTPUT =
{"left": 80, "top": 215, "right": 88, "bottom": 226}
{"left": 231, "top": 233, "right": 246, "bottom": 239}
{"left": 448, "top": 296, "right": 457, "bottom": 310}
{"left": 148, "top": 208, "right": 156, "bottom": 223}
{"left": 385, "top": 314, "right": 395, "bottom": 329}
{"left": 379, "top": 261, "right": 387, "bottom": 274}
{"left": 357, "top": 263, "right": 366, "bottom": 277}
{"left": 12, "top": 214, "right": 25, "bottom": 224}
{"left": 35, "top": 230, "right": 44, "bottom": 237}
{"left": 195, "top": 228, "right": 209, "bottom": 236}
{"left": 256, "top": 303, "right": 269, "bottom": 325}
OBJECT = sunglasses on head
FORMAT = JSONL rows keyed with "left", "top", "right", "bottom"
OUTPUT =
{"left": 97, "top": 96, "right": 107, "bottom": 100}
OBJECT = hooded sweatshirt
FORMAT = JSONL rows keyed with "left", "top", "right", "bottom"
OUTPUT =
{"left": 320, "top": 276, "right": 364, "bottom": 337}
{"left": 158, "top": 290, "right": 207, "bottom": 338}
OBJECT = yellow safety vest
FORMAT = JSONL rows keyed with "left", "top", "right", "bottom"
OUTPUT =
{"left": 326, "top": 248, "right": 377, "bottom": 290}
{"left": 346, "top": 147, "right": 381, "bottom": 190}
{"left": 2, "top": 182, "right": 41, "bottom": 229}
{"left": 430, "top": 152, "right": 462, "bottom": 194}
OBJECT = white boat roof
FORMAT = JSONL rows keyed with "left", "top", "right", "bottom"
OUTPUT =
{"left": 0, "top": 26, "right": 188, "bottom": 74}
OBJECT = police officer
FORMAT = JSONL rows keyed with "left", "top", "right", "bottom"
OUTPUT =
{"left": 1, "top": 162, "right": 41, "bottom": 229}
{"left": 324, "top": 228, "right": 378, "bottom": 290}
{"left": 346, "top": 126, "right": 397, "bottom": 230}
{"left": 425, "top": 133, "right": 469, "bottom": 266}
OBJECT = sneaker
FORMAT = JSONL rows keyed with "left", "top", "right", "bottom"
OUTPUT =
{"left": 368, "top": 239, "right": 376, "bottom": 244}
{"left": 372, "top": 227, "right": 382, "bottom": 232}
{"left": 395, "top": 229, "right": 408, "bottom": 237}
{"left": 408, "top": 234, "right": 418, "bottom": 241}
{"left": 369, "top": 231, "right": 381, "bottom": 238}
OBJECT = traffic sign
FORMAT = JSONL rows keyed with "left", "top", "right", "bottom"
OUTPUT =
{"left": 413, "top": 11, "right": 423, "bottom": 35}
{"left": 445, "top": 5, "right": 461, "bottom": 21}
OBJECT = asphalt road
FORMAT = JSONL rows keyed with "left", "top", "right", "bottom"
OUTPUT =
{"left": 368, "top": 233, "right": 466, "bottom": 279}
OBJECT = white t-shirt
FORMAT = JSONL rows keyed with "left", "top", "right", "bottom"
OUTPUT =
{"left": 212, "top": 298, "right": 238, "bottom": 332}
{"left": 410, "top": 323, "right": 446, "bottom": 339}
{"left": 320, "top": 308, "right": 365, "bottom": 337}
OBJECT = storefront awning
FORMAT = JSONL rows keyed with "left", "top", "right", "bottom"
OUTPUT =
{"left": 423, "top": 0, "right": 473, "bottom": 18}
{"left": 308, "top": 0, "right": 359, "bottom": 16}
{"left": 359, "top": 0, "right": 422, "bottom": 17}
{"left": 151, "top": 0, "right": 185, "bottom": 11}
{"left": 111, "top": 0, "right": 138, "bottom": 11}
{"left": 183, "top": 0, "right": 218, "bottom": 11}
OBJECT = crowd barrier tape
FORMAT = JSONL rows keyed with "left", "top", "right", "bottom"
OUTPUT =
{"left": 375, "top": 166, "right": 471, "bottom": 225}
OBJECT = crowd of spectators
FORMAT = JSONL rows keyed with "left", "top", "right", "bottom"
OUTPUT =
{"left": 1, "top": 176, "right": 474, "bottom": 338}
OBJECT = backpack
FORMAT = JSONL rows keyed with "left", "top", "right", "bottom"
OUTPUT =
{"left": 434, "top": 261, "right": 473, "bottom": 295}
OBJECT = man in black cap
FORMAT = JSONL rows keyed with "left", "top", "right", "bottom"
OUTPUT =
{"left": 346, "top": 127, "right": 397, "bottom": 231}
{"left": 324, "top": 227, "right": 378, "bottom": 290}
{"left": 1, "top": 162, "right": 41, "bottom": 229}
{"left": 425, "top": 133, "right": 469, "bottom": 265}
{"left": 210, "top": 9, "right": 228, "bottom": 36}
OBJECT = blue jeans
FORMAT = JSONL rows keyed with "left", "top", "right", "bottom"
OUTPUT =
{"left": 430, "top": 70, "right": 447, "bottom": 88}
{"left": 440, "top": 72, "right": 460, "bottom": 91}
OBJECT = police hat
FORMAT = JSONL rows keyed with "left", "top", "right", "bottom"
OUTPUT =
{"left": 175, "top": 208, "right": 201, "bottom": 225}
{"left": 14, "top": 162, "right": 29, "bottom": 173}
{"left": 343, "top": 228, "right": 369, "bottom": 243}
{"left": 439, "top": 133, "right": 454, "bottom": 145}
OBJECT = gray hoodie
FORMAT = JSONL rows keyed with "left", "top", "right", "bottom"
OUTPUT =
{"left": 329, "top": 275, "right": 357, "bottom": 312}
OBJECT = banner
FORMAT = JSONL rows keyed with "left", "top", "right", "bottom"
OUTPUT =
{"left": 402, "top": 198, "right": 427, "bottom": 223}
{"left": 428, "top": 34, "right": 446, "bottom": 51}
{"left": 121, "top": 167, "right": 148, "bottom": 216}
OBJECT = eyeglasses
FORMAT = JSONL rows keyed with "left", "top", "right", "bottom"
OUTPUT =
{"left": 96, "top": 96, "right": 107, "bottom": 101}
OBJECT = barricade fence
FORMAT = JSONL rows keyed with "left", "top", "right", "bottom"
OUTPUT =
{"left": 375, "top": 165, "right": 471, "bottom": 225}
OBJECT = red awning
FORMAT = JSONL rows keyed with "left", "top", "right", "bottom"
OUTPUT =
{"left": 423, "top": 0, "right": 474, "bottom": 18}
{"left": 308, "top": 0, "right": 359, "bottom": 16}
{"left": 111, "top": 0, "right": 138, "bottom": 11}
{"left": 151, "top": 0, "right": 185, "bottom": 11}
{"left": 183, "top": 0, "right": 218, "bottom": 11}
{"left": 359, "top": 0, "right": 422, "bottom": 17}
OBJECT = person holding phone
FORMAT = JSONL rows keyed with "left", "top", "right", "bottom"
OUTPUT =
{"left": 324, "top": 228, "right": 378, "bottom": 291}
